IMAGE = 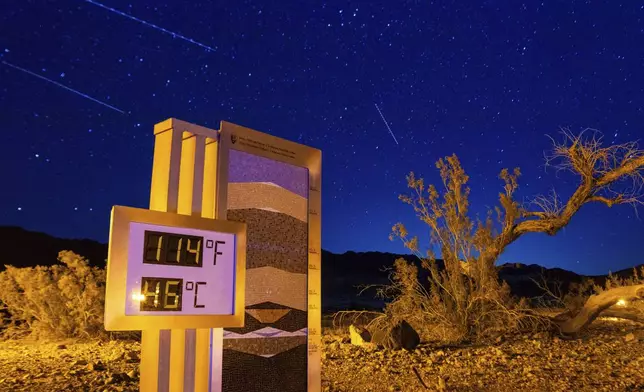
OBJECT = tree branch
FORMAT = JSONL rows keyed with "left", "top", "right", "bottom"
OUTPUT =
{"left": 554, "top": 284, "right": 644, "bottom": 335}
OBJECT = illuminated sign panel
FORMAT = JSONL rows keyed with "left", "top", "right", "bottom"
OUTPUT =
{"left": 105, "top": 205, "right": 247, "bottom": 330}
{"left": 215, "top": 121, "right": 321, "bottom": 392}
{"left": 124, "top": 222, "right": 235, "bottom": 316}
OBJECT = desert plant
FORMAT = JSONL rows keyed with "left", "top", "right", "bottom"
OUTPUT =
{"left": 0, "top": 250, "right": 107, "bottom": 340}
{"left": 388, "top": 129, "right": 644, "bottom": 343}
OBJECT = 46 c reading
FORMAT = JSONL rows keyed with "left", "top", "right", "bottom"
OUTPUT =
{"left": 139, "top": 277, "right": 207, "bottom": 312}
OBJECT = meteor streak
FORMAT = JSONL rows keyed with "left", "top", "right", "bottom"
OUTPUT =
{"left": 2, "top": 60, "right": 126, "bottom": 114}
{"left": 374, "top": 103, "right": 399, "bottom": 145}
{"left": 84, "top": 0, "right": 217, "bottom": 52}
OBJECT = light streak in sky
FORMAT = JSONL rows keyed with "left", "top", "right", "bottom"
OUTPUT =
{"left": 374, "top": 103, "right": 399, "bottom": 145}
{"left": 84, "top": 0, "right": 217, "bottom": 53}
{"left": 1, "top": 60, "right": 126, "bottom": 114}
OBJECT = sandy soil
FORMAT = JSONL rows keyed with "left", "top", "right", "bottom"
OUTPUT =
{"left": 0, "top": 319, "right": 642, "bottom": 392}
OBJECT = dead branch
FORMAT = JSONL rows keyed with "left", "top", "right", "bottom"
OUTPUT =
{"left": 529, "top": 274, "right": 567, "bottom": 308}
{"left": 332, "top": 310, "right": 385, "bottom": 330}
{"left": 601, "top": 308, "right": 644, "bottom": 324}
{"left": 495, "top": 129, "right": 644, "bottom": 256}
{"left": 554, "top": 284, "right": 644, "bottom": 335}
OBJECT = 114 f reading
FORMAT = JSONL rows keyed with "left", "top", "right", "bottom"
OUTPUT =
{"left": 143, "top": 230, "right": 226, "bottom": 267}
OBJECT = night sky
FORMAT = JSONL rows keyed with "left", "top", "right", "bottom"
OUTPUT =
{"left": 1, "top": 1, "right": 643, "bottom": 275}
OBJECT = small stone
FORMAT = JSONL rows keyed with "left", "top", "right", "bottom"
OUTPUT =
{"left": 56, "top": 344, "right": 67, "bottom": 350}
{"left": 126, "top": 369, "right": 138, "bottom": 379}
{"left": 126, "top": 351, "right": 140, "bottom": 362}
{"left": 624, "top": 333, "right": 635, "bottom": 342}
{"left": 88, "top": 361, "right": 106, "bottom": 371}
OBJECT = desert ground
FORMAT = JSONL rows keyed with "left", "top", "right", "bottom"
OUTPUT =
{"left": 0, "top": 318, "right": 642, "bottom": 392}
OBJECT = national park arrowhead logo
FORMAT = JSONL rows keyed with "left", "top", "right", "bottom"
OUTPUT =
{"left": 231, "top": 134, "right": 237, "bottom": 144}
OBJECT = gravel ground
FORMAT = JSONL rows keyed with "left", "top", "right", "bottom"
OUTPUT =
{"left": 322, "top": 318, "right": 644, "bottom": 392}
{"left": 0, "top": 319, "right": 642, "bottom": 392}
{"left": 0, "top": 339, "right": 140, "bottom": 392}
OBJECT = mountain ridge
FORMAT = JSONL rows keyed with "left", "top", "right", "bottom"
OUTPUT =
{"left": 0, "top": 226, "right": 641, "bottom": 312}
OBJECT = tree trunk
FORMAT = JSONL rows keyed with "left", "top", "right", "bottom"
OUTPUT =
{"left": 600, "top": 308, "right": 644, "bottom": 324}
{"left": 554, "top": 285, "right": 644, "bottom": 335}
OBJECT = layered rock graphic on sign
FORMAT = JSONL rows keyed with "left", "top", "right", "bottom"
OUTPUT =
{"left": 223, "top": 150, "right": 308, "bottom": 392}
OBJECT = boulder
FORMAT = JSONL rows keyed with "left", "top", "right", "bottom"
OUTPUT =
{"left": 370, "top": 320, "right": 420, "bottom": 350}
{"left": 349, "top": 324, "right": 372, "bottom": 346}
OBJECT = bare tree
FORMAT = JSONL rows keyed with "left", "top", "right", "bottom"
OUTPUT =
{"left": 390, "top": 129, "right": 644, "bottom": 341}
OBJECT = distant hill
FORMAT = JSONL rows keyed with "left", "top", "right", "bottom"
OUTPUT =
{"left": 0, "top": 226, "right": 108, "bottom": 269}
{"left": 0, "top": 226, "right": 641, "bottom": 312}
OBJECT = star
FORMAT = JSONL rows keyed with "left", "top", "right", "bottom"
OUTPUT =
{"left": 0, "top": 0, "right": 642, "bottom": 277}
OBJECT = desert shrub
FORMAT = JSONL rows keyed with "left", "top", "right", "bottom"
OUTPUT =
{"left": 383, "top": 130, "right": 644, "bottom": 344}
{"left": 0, "top": 250, "right": 107, "bottom": 340}
{"left": 385, "top": 157, "right": 543, "bottom": 343}
{"left": 545, "top": 267, "right": 644, "bottom": 315}
{"left": 599, "top": 267, "right": 644, "bottom": 292}
{"left": 561, "top": 279, "right": 596, "bottom": 312}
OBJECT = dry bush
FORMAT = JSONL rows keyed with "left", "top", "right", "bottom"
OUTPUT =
{"left": 599, "top": 266, "right": 644, "bottom": 292}
{"left": 385, "top": 157, "right": 545, "bottom": 343}
{"left": 539, "top": 266, "right": 644, "bottom": 316}
{"left": 0, "top": 250, "right": 107, "bottom": 340}
{"left": 385, "top": 129, "right": 644, "bottom": 344}
{"left": 590, "top": 267, "right": 644, "bottom": 318}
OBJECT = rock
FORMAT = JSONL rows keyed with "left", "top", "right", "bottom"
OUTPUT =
{"left": 370, "top": 320, "right": 420, "bottom": 351}
{"left": 126, "top": 370, "right": 137, "bottom": 380}
{"left": 87, "top": 361, "right": 106, "bottom": 371}
{"left": 624, "top": 333, "right": 635, "bottom": 342}
{"left": 104, "top": 372, "right": 128, "bottom": 385}
{"left": 349, "top": 325, "right": 372, "bottom": 346}
{"left": 56, "top": 344, "right": 67, "bottom": 350}
{"left": 126, "top": 351, "right": 139, "bottom": 362}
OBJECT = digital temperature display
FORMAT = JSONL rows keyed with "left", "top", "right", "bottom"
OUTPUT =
{"left": 104, "top": 205, "right": 247, "bottom": 331}
{"left": 124, "top": 222, "right": 235, "bottom": 317}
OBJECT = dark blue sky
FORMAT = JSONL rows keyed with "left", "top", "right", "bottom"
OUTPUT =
{"left": 1, "top": 0, "right": 643, "bottom": 275}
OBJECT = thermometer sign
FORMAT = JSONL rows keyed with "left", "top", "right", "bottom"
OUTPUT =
{"left": 104, "top": 206, "right": 247, "bottom": 331}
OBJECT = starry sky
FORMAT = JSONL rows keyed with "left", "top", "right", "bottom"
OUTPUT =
{"left": 1, "top": 0, "right": 643, "bottom": 275}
